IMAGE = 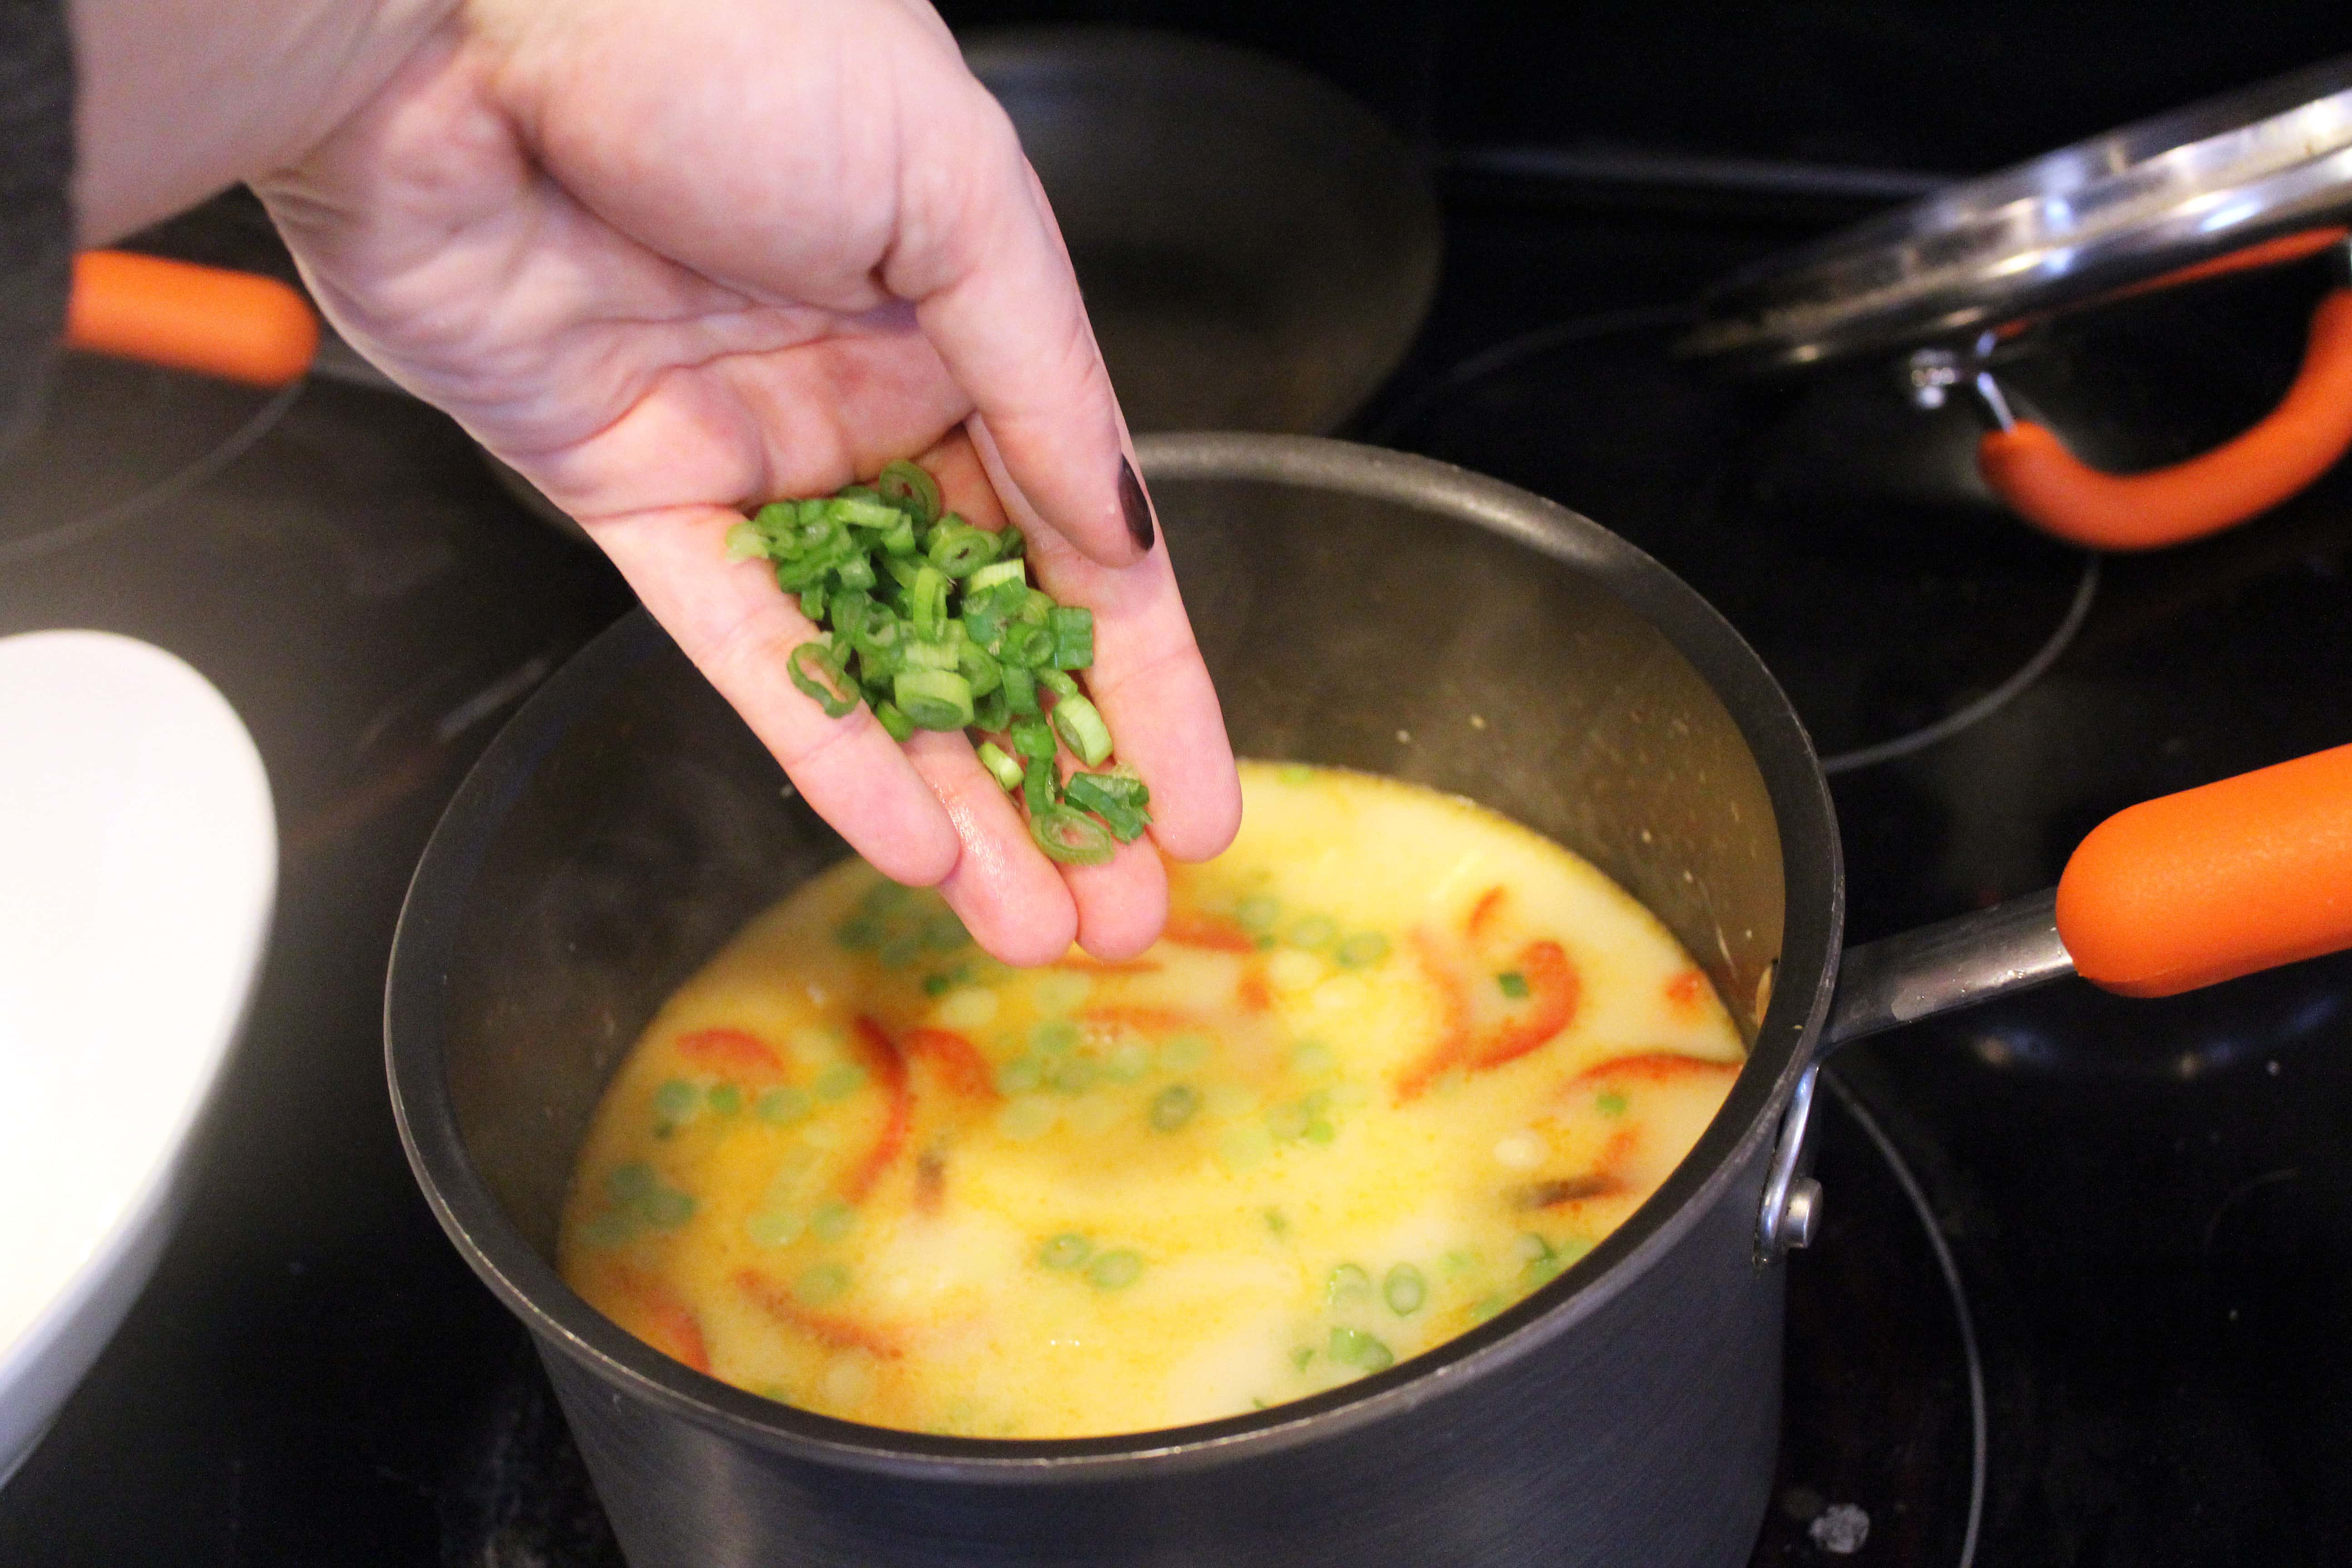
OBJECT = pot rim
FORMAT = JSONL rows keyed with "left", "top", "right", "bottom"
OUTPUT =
{"left": 385, "top": 433, "right": 1843, "bottom": 1484}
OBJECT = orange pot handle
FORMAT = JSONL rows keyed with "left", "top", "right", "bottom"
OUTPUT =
{"left": 64, "top": 250, "right": 318, "bottom": 389}
{"left": 1978, "top": 287, "right": 2352, "bottom": 551}
{"left": 2057, "top": 742, "right": 2352, "bottom": 996}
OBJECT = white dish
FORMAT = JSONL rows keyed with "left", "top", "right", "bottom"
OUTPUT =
{"left": 0, "top": 631, "right": 275, "bottom": 1487}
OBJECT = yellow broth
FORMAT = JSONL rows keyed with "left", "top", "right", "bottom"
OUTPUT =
{"left": 559, "top": 763, "right": 1744, "bottom": 1437}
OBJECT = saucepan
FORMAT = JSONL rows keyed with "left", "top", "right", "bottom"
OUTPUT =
{"left": 384, "top": 434, "right": 2352, "bottom": 1567}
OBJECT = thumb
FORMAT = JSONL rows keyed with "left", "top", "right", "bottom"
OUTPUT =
{"left": 888, "top": 80, "right": 1152, "bottom": 567}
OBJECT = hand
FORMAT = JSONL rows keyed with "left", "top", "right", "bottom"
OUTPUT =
{"left": 240, "top": 0, "right": 1241, "bottom": 962}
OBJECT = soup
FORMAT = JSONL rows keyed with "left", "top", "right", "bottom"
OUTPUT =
{"left": 558, "top": 762, "right": 1744, "bottom": 1437}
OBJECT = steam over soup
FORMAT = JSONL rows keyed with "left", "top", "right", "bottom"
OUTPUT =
{"left": 559, "top": 762, "right": 1744, "bottom": 1436}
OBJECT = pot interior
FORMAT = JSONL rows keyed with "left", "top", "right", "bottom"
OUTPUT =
{"left": 426, "top": 437, "right": 1801, "bottom": 1308}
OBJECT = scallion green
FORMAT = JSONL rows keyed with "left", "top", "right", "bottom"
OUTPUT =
{"left": 728, "top": 457, "right": 1146, "bottom": 860}
{"left": 894, "top": 668, "right": 975, "bottom": 730}
{"left": 977, "top": 740, "right": 1024, "bottom": 791}
{"left": 1030, "top": 803, "right": 1113, "bottom": 865}
{"left": 1050, "top": 694, "right": 1113, "bottom": 767}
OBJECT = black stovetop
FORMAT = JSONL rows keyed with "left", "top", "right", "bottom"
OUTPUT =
{"left": 4, "top": 160, "right": 2350, "bottom": 1567}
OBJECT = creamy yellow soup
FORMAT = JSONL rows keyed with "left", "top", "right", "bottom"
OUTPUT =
{"left": 558, "top": 763, "right": 1744, "bottom": 1437}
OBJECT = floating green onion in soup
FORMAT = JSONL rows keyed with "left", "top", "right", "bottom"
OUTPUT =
{"left": 557, "top": 763, "right": 1745, "bottom": 1437}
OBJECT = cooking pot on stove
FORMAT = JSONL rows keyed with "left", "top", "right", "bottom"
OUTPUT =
{"left": 384, "top": 434, "right": 2352, "bottom": 1567}
{"left": 1683, "top": 55, "right": 2352, "bottom": 553}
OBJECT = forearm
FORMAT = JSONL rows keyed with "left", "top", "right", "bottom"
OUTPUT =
{"left": 68, "top": 0, "right": 457, "bottom": 245}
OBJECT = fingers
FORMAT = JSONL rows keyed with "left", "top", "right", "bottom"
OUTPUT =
{"left": 966, "top": 425, "right": 1243, "bottom": 866}
{"left": 887, "top": 86, "right": 1144, "bottom": 569}
{"left": 925, "top": 430, "right": 1181, "bottom": 957}
{"left": 582, "top": 501, "right": 960, "bottom": 888}
{"left": 1062, "top": 833, "right": 1170, "bottom": 962}
{"left": 899, "top": 728, "right": 1076, "bottom": 966}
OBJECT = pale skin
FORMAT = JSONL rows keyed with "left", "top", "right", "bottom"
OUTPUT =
{"left": 67, "top": 0, "right": 1243, "bottom": 963}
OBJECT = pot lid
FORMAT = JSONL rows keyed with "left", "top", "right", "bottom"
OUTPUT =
{"left": 1680, "top": 55, "right": 2352, "bottom": 373}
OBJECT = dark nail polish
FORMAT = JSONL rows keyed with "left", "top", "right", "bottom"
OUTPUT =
{"left": 1118, "top": 456, "right": 1156, "bottom": 553}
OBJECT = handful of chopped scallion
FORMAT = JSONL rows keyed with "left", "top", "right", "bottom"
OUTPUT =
{"left": 726, "top": 458, "right": 1148, "bottom": 865}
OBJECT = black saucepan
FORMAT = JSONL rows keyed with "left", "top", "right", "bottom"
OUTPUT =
{"left": 385, "top": 434, "right": 2350, "bottom": 1566}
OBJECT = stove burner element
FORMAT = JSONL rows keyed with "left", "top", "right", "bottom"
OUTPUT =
{"left": 0, "top": 356, "right": 302, "bottom": 565}
{"left": 1374, "top": 314, "right": 2096, "bottom": 768}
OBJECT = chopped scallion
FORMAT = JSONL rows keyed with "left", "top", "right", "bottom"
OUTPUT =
{"left": 1050, "top": 695, "right": 1113, "bottom": 767}
{"left": 787, "top": 643, "right": 859, "bottom": 719}
{"left": 1030, "top": 803, "right": 1113, "bottom": 865}
{"left": 894, "top": 668, "right": 975, "bottom": 730}
{"left": 731, "top": 457, "right": 1139, "bottom": 859}
{"left": 977, "top": 741, "right": 1024, "bottom": 792}
{"left": 874, "top": 459, "right": 941, "bottom": 524}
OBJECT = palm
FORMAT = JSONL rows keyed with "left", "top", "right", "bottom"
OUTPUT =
{"left": 258, "top": 0, "right": 1240, "bottom": 962}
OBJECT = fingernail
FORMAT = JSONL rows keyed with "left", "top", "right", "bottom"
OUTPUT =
{"left": 1118, "top": 456, "right": 1156, "bottom": 554}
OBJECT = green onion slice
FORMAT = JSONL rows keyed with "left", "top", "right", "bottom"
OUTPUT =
{"left": 976, "top": 741, "right": 1024, "bottom": 791}
{"left": 1009, "top": 715, "right": 1057, "bottom": 761}
{"left": 1000, "top": 624, "right": 1055, "bottom": 669}
{"left": 1030, "top": 804, "right": 1114, "bottom": 865}
{"left": 1062, "top": 773, "right": 1151, "bottom": 842}
{"left": 967, "top": 559, "right": 1026, "bottom": 593}
{"left": 788, "top": 642, "right": 859, "bottom": 719}
{"left": 902, "top": 640, "right": 959, "bottom": 671}
{"left": 958, "top": 640, "right": 1003, "bottom": 698}
{"left": 893, "top": 668, "right": 975, "bottom": 730}
{"left": 1023, "top": 752, "right": 1058, "bottom": 816}
{"left": 725, "top": 520, "right": 768, "bottom": 562}
{"left": 971, "top": 687, "right": 1010, "bottom": 735}
{"left": 927, "top": 524, "right": 1000, "bottom": 578}
{"left": 875, "top": 460, "right": 942, "bottom": 525}
{"left": 910, "top": 565, "right": 949, "bottom": 641}
{"left": 1000, "top": 665, "right": 1039, "bottom": 715}
{"left": 1050, "top": 694, "right": 1113, "bottom": 767}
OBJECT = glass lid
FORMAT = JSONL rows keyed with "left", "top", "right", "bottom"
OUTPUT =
{"left": 1681, "top": 55, "right": 2352, "bottom": 373}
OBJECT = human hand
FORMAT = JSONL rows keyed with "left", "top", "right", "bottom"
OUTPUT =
{"left": 246, "top": 0, "right": 1241, "bottom": 962}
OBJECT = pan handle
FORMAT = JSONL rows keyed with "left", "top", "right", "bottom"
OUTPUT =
{"left": 1822, "top": 740, "right": 2352, "bottom": 1047}
{"left": 1975, "top": 285, "right": 2352, "bottom": 551}
{"left": 65, "top": 250, "right": 318, "bottom": 388}
{"left": 1763, "top": 742, "right": 2352, "bottom": 1256}
{"left": 1822, "top": 888, "right": 2072, "bottom": 1049}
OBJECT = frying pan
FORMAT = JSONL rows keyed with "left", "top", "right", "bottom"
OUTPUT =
{"left": 382, "top": 434, "right": 2352, "bottom": 1567}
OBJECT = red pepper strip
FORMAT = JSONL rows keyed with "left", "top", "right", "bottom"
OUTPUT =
{"left": 1465, "top": 885, "right": 1507, "bottom": 942}
{"left": 612, "top": 1264, "right": 711, "bottom": 1374}
{"left": 1392, "top": 929, "right": 1473, "bottom": 1104}
{"left": 1236, "top": 970, "right": 1273, "bottom": 1013}
{"left": 842, "top": 1016, "right": 912, "bottom": 1203}
{"left": 1560, "top": 1050, "right": 1741, "bottom": 1092}
{"left": 735, "top": 1269, "right": 905, "bottom": 1359}
{"left": 1160, "top": 912, "right": 1258, "bottom": 953}
{"left": 1465, "top": 941, "right": 1580, "bottom": 1073}
{"left": 902, "top": 1027, "right": 999, "bottom": 1101}
{"left": 675, "top": 1026, "right": 786, "bottom": 1080}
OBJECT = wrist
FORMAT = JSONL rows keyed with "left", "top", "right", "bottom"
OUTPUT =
{"left": 68, "top": 0, "right": 459, "bottom": 244}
